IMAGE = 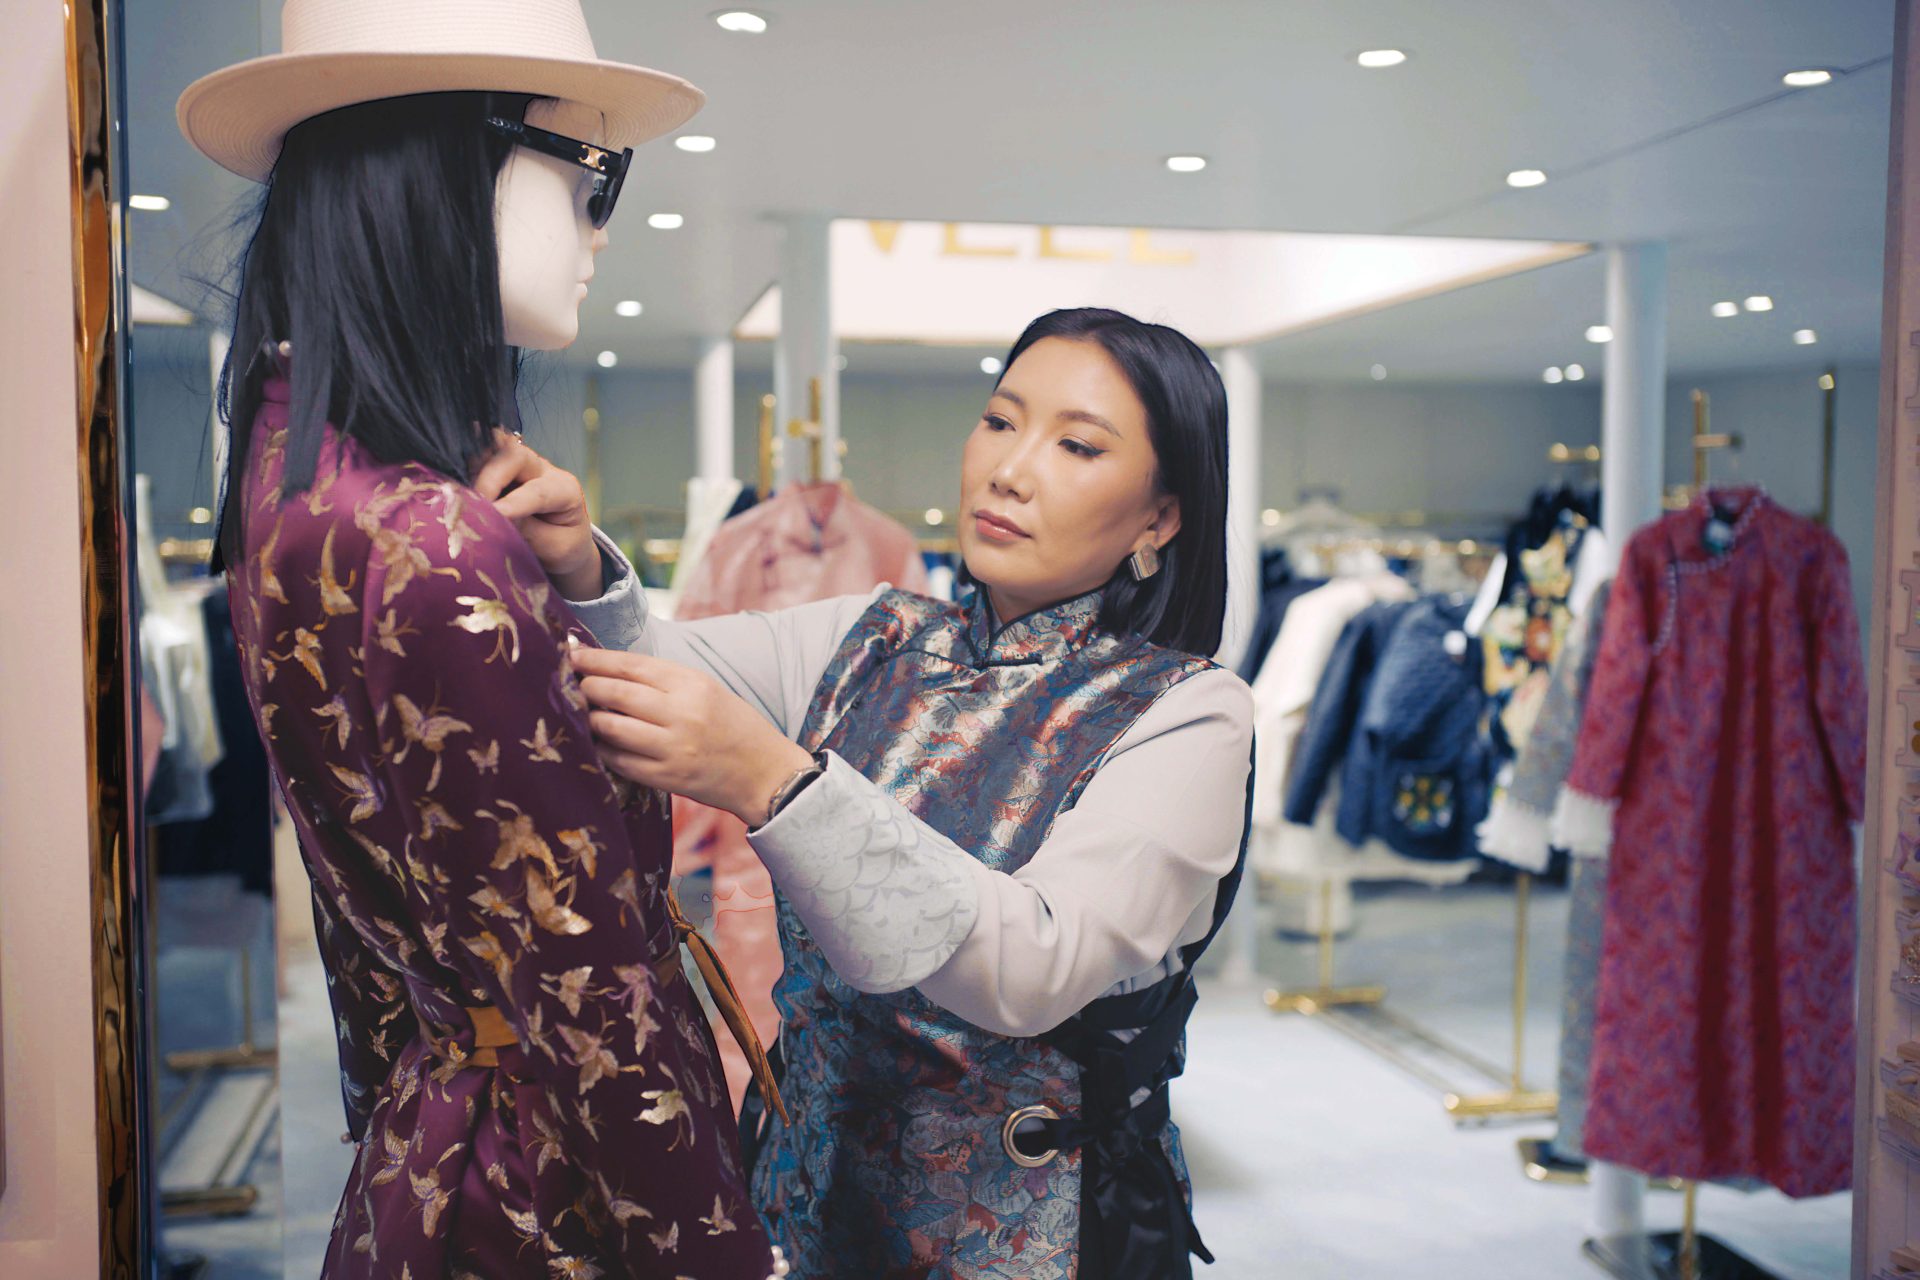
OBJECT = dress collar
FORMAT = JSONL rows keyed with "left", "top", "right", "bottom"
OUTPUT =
{"left": 963, "top": 586, "right": 1105, "bottom": 665}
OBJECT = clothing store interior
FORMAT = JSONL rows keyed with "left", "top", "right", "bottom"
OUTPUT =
{"left": 90, "top": 1, "right": 1898, "bottom": 1277}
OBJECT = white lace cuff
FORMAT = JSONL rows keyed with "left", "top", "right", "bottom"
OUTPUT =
{"left": 748, "top": 751, "right": 980, "bottom": 993}
{"left": 1551, "top": 786, "right": 1616, "bottom": 860}
{"left": 1476, "top": 796, "right": 1554, "bottom": 874}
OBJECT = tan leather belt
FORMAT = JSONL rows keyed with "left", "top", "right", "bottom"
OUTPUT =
{"left": 455, "top": 890, "right": 787, "bottom": 1124}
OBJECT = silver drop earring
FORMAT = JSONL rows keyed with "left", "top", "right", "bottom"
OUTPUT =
{"left": 1128, "top": 544, "right": 1161, "bottom": 581}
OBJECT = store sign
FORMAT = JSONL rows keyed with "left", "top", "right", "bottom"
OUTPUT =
{"left": 736, "top": 219, "right": 1589, "bottom": 348}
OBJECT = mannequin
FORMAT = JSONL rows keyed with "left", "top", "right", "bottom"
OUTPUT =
{"left": 497, "top": 98, "right": 609, "bottom": 351}
{"left": 178, "top": 3, "right": 787, "bottom": 1276}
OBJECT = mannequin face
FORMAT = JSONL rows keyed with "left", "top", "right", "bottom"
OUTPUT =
{"left": 496, "top": 98, "right": 612, "bottom": 350}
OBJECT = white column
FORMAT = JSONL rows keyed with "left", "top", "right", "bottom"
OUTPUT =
{"left": 1600, "top": 243, "right": 1669, "bottom": 550}
{"left": 775, "top": 216, "right": 838, "bottom": 484}
{"left": 694, "top": 336, "right": 735, "bottom": 482}
{"left": 1219, "top": 347, "right": 1262, "bottom": 667}
{"left": 1218, "top": 346, "right": 1263, "bottom": 984}
{"left": 1589, "top": 241, "right": 1667, "bottom": 1246}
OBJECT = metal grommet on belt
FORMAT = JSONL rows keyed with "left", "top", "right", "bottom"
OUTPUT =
{"left": 1002, "top": 1104, "right": 1063, "bottom": 1168}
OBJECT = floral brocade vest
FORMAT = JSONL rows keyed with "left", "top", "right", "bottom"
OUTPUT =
{"left": 749, "top": 588, "right": 1217, "bottom": 1280}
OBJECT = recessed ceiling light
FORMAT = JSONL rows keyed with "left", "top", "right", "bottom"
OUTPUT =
{"left": 614, "top": 299, "right": 643, "bottom": 318}
{"left": 1782, "top": 69, "right": 1834, "bottom": 88}
{"left": 129, "top": 194, "right": 170, "bottom": 212}
{"left": 188, "top": 506, "right": 213, "bottom": 524}
{"left": 1165, "top": 155, "right": 1208, "bottom": 174}
{"left": 1506, "top": 169, "right": 1548, "bottom": 189}
{"left": 674, "top": 135, "right": 717, "bottom": 153}
{"left": 981, "top": 356, "right": 1004, "bottom": 375}
{"left": 1369, "top": 364, "right": 1388, "bottom": 381}
{"left": 1564, "top": 363, "right": 1586, "bottom": 381}
{"left": 713, "top": 10, "right": 768, "bottom": 34}
{"left": 923, "top": 508, "right": 945, "bottom": 526}
{"left": 1356, "top": 49, "right": 1407, "bottom": 69}
{"left": 1711, "top": 301, "right": 1741, "bottom": 318}
{"left": 834, "top": 354, "right": 849, "bottom": 371}
{"left": 1743, "top": 295, "right": 1774, "bottom": 312}
{"left": 596, "top": 350, "right": 618, "bottom": 368}
{"left": 1261, "top": 508, "right": 1282, "bottom": 528}
{"left": 647, "top": 213, "right": 685, "bottom": 230}
{"left": 1585, "top": 325, "right": 1613, "bottom": 344}
{"left": 1793, "top": 328, "right": 1818, "bottom": 345}
{"left": 1543, "top": 366, "right": 1565, "bottom": 384}
{"left": 1818, "top": 372, "right": 1836, "bottom": 390}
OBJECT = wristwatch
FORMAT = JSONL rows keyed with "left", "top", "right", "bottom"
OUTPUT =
{"left": 758, "top": 751, "right": 827, "bottom": 830}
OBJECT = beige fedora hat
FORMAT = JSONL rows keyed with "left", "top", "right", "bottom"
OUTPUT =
{"left": 178, "top": 0, "right": 704, "bottom": 182}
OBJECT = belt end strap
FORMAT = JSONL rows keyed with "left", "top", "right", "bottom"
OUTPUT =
{"left": 668, "top": 891, "right": 789, "bottom": 1127}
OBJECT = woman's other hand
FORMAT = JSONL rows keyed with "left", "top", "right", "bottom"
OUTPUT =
{"left": 473, "top": 429, "right": 601, "bottom": 600}
{"left": 571, "top": 646, "right": 816, "bottom": 827}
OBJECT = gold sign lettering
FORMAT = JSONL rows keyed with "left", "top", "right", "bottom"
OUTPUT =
{"left": 942, "top": 223, "right": 1018, "bottom": 258}
{"left": 1129, "top": 229, "right": 1195, "bottom": 266}
{"left": 867, "top": 220, "right": 905, "bottom": 254}
{"left": 1038, "top": 226, "right": 1113, "bottom": 262}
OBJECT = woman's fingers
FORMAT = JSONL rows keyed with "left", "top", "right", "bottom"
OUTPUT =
{"left": 588, "top": 708, "right": 672, "bottom": 758}
{"left": 597, "top": 745, "right": 668, "bottom": 788}
{"left": 472, "top": 431, "right": 538, "bottom": 500}
{"left": 579, "top": 674, "right": 671, "bottom": 721}
{"left": 492, "top": 470, "right": 584, "bottom": 525}
{"left": 571, "top": 647, "right": 679, "bottom": 689}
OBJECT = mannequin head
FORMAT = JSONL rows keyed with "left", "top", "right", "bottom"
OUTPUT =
{"left": 218, "top": 89, "right": 604, "bottom": 558}
{"left": 496, "top": 98, "right": 612, "bottom": 349}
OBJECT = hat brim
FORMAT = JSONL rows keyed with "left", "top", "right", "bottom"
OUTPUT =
{"left": 178, "top": 51, "right": 705, "bottom": 182}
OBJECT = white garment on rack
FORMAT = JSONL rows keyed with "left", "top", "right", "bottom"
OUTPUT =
{"left": 1267, "top": 499, "right": 1380, "bottom": 578}
{"left": 135, "top": 475, "right": 223, "bottom": 771}
{"left": 1246, "top": 575, "right": 1474, "bottom": 888}
{"left": 669, "top": 475, "right": 746, "bottom": 594}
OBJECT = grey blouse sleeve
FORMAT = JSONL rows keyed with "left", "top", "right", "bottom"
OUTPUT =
{"left": 749, "top": 669, "right": 1253, "bottom": 1038}
{"left": 565, "top": 528, "right": 877, "bottom": 739}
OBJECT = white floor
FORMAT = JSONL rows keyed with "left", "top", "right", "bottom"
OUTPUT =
{"left": 1179, "top": 879, "right": 1852, "bottom": 1280}
{"left": 262, "top": 873, "right": 1854, "bottom": 1279}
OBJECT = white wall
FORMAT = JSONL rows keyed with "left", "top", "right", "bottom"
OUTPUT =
{"left": 0, "top": 4, "right": 108, "bottom": 1278}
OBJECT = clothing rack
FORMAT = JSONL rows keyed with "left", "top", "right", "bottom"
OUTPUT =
{"left": 1440, "top": 872, "right": 1557, "bottom": 1122}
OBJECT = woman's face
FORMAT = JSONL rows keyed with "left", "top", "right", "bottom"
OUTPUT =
{"left": 496, "top": 98, "right": 611, "bottom": 351}
{"left": 958, "top": 336, "right": 1181, "bottom": 622}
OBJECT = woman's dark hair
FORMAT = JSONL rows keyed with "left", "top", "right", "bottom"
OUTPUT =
{"left": 215, "top": 91, "right": 533, "bottom": 564}
{"left": 996, "top": 307, "right": 1229, "bottom": 657}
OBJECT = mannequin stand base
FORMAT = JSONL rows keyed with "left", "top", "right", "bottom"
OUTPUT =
{"left": 161, "top": 1185, "right": 260, "bottom": 1218}
{"left": 1583, "top": 1232, "right": 1779, "bottom": 1279}
{"left": 1519, "top": 1136, "right": 1591, "bottom": 1185}
{"left": 1445, "top": 1087, "right": 1557, "bottom": 1122}
{"left": 165, "top": 1044, "right": 278, "bottom": 1073}
{"left": 1263, "top": 985, "right": 1385, "bottom": 1015}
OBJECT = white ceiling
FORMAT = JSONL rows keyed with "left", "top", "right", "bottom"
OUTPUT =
{"left": 122, "top": 0, "right": 1896, "bottom": 383}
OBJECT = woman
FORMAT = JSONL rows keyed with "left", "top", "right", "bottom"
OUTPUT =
{"left": 508, "top": 308, "right": 1253, "bottom": 1279}
{"left": 180, "top": 3, "right": 785, "bottom": 1275}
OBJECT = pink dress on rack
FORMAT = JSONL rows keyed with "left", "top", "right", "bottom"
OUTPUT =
{"left": 1565, "top": 487, "right": 1865, "bottom": 1197}
{"left": 671, "top": 481, "right": 928, "bottom": 1110}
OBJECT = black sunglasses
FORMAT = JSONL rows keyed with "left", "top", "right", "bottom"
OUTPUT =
{"left": 484, "top": 116, "right": 633, "bottom": 229}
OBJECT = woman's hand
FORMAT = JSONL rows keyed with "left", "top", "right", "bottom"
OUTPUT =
{"left": 570, "top": 646, "right": 816, "bottom": 827}
{"left": 472, "top": 430, "right": 601, "bottom": 601}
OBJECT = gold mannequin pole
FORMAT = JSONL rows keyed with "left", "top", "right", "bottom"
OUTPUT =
{"left": 757, "top": 393, "right": 776, "bottom": 496}
{"left": 1263, "top": 878, "right": 1385, "bottom": 1014}
{"left": 1679, "top": 1182, "right": 1699, "bottom": 1280}
{"left": 1443, "top": 873, "right": 1557, "bottom": 1120}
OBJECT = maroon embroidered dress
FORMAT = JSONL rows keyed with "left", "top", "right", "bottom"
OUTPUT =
{"left": 1564, "top": 488, "right": 1866, "bottom": 1196}
{"left": 227, "top": 376, "right": 773, "bottom": 1278}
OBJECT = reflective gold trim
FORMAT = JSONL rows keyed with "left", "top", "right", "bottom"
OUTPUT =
{"left": 64, "top": 0, "right": 151, "bottom": 1272}
{"left": 1002, "top": 1104, "right": 1062, "bottom": 1168}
